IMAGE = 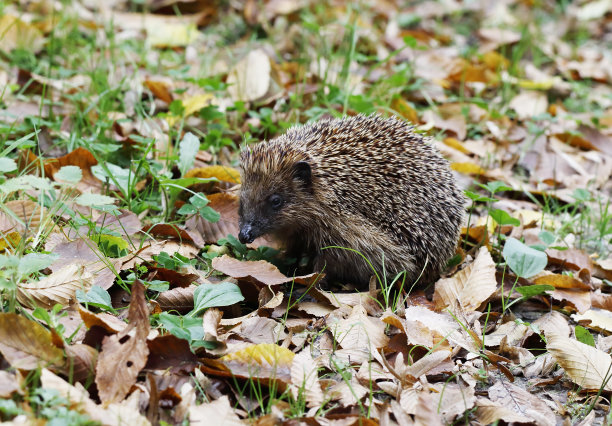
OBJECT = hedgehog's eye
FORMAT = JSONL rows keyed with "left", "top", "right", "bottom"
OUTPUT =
{"left": 268, "top": 194, "right": 283, "bottom": 210}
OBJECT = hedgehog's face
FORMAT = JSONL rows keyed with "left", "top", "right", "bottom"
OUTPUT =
{"left": 238, "top": 161, "right": 312, "bottom": 244}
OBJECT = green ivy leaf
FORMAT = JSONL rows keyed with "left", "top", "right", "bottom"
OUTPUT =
{"left": 489, "top": 209, "right": 520, "bottom": 226}
{"left": 190, "top": 282, "right": 244, "bottom": 316}
{"left": 502, "top": 237, "right": 548, "bottom": 278}
{"left": 575, "top": 325, "right": 595, "bottom": 347}
{"left": 515, "top": 284, "right": 554, "bottom": 298}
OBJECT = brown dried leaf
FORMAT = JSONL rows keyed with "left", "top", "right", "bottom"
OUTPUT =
{"left": 156, "top": 285, "right": 196, "bottom": 313}
{"left": 43, "top": 147, "right": 102, "bottom": 193}
{"left": 146, "top": 334, "right": 199, "bottom": 373}
{"left": 212, "top": 254, "right": 318, "bottom": 286}
{"left": 65, "top": 344, "right": 98, "bottom": 383}
{"left": 533, "top": 273, "right": 591, "bottom": 290}
{"left": 547, "top": 332, "right": 612, "bottom": 391}
{"left": 0, "top": 313, "right": 64, "bottom": 370}
{"left": 333, "top": 305, "right": 389, "bottom": 350}
{"left": 488, "top": 380, "right": 555, "bottom": 426}
{"left": 238, "top": 316, "right": 286, "bottom": 344}
{"left": 433, "top": 246, "right": 497, "bottom": 314}
{"left": 17, "top": 264, "right": 93, "bottom": 309}
{"left": 551, "top": 288, "right": 591, "bottom": 313}
{"left": 475, "top": 398, "right": 534, "bottom": 424}
{"left": 290, "top": 349, "right": 323, "bottom": 408}
{"left": 573, "top": 309, "right": 612, "bottom": 334}
{"left": 4, "top": 199, "right": 48, "bottom": 232}
{"left": 41, "top": 369, "right": 150, "bottom": 426}
{"left": 96, "top": 281, "right": 150, "bottom": 404}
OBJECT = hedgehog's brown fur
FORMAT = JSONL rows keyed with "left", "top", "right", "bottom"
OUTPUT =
{"left": 238, "top": 115, "right": 465, "bottom": 287}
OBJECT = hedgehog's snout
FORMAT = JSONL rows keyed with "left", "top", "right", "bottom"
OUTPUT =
{"left": 238, "top": 222, "right": 256, "bottom": 244}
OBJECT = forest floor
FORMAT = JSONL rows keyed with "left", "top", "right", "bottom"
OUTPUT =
{"left": 1, "top": 0, "right": 612, "bottom": 424}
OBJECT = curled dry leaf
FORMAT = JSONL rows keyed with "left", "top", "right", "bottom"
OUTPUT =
{"left": 212, "top": 254, "right": 319, "bottom": 286}
{"left": 546, "top": 332, "right": 612, "bottom": 391}
{"left": 433, "top": 246, "right": 497, "bottom": 314}
{"left": 189, "top": 395, "right": 243, "bottom": 426}
{"left": 0, "top": 313, "right": 65, "bottom": 370}
{"left": 95, "top": 281, "right": 150, "bottom": 404}
{"left": 17, "top": 264, "right": 93, "bottom": 309}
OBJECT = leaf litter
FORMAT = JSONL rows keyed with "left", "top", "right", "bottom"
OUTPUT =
{"left": 0, "top": 0, "right": 612, "bottom": 424}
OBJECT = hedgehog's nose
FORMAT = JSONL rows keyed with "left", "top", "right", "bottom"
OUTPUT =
{"left": 238, "top": 224, "right": 255, "bottom": 244}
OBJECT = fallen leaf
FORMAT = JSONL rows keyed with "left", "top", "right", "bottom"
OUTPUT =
{"left": 433, "top": 247, "right": 497, "bottom": 314}
{"left": 189, "top": 395, "right": 243, "bottom": 425}
{"left": 290, "top": 349, "right": 323, "bottom": 408}
{"left": 332, "top": 305, "right": 389, "bottom": 350}
{"left": 546, "top": 332, "right": 612, "bottom": 391}
{"left": 227, "top": 49, "right": 271, "bottom": 102}
{"left": 212, "top": 255, "right": 319, "bottom": 286}
{"left": 0, "top": 313, "right": 64, "bottom": 370}
{"left": 96, "top": 280, "right": 150, "bottom": 404}
{"left": 488, "top": 380, "right": 555, "bottom": 426}
{"left": 202, "top": 343, "right": 295, "bottom": 386}
{"left": 17, "top": 264, "right": 93, "bottom": 309}
{"left": 509, "top": 91, "right": 548, "bottom": 120}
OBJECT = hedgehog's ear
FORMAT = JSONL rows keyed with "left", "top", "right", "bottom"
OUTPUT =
{"left": 293, "top": 161, "right": 312, "bottom": 187}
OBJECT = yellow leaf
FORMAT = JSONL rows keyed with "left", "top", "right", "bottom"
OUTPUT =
{"left": 166, "top": 93, "right": 214, "bottom": 127}
{"left": 184, "top": 165, "right": 241, "bottom": 184}
{"left": 451, "top": 162, "right": 485, "bottom": 175}
{"left": 0, "top": 231, "right": 21, "bottom": 252}
{"left": 214, "top": 343, "right": 295, "bottom": 383}
{"left": 147, "top": 22, "right": 198, "bottom": 47}
{"left": 443, "top": 137, "right": 470, "bottom": 154}
{"left": 0, "top": 14, "right": 44, "bottom": 52}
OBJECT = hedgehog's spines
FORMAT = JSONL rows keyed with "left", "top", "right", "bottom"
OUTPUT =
{"left": 238, "top": 114, "right": 465, "bottom": 287}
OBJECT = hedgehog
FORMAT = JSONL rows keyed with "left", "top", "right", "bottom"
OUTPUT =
{"left": 238, "top": 115, "right": 465, "bottom": 288}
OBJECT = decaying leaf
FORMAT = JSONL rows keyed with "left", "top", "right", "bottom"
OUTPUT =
{"left": 546, "top": 332, "right": 612, "bottom": 391}
{"left": 227, "top": 49, "right": 271, "bottom": 101}
{"left": 0, "top": 313, "right": 65, "bottom": 370}
{"left": 202, "top": 343, "right": 295, "bottom": 386}
{"left": 212, "top": 254, "right": 319, "bottom": 286}
{"left": 189, "top": 395, "right": 243, "bottom": 426}
{"left": 95, "top": 281, "right": 150, "bottom": 404}
{"left": 17, "top": 264, "right": 93, "bottom": 309}
{"left": 433, "top": 246, "right": 497, "bottom": 314}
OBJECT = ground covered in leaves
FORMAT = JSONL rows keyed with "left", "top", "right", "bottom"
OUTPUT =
{"left": 1, "top": 0, "right": 612, "bottom": 424}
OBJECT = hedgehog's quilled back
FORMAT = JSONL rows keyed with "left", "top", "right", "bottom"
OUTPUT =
{"left": 239, "top": 114, "right": 465, "bottom": 288}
